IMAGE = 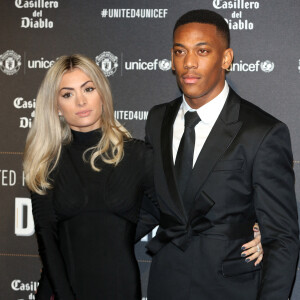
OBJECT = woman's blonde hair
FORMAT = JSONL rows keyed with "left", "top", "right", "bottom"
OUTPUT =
{"left": 23, "top": 54, "right": 131, "bottom": 194}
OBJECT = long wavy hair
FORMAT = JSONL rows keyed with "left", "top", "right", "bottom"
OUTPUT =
{"left": 23, "top": 54, "right": 131, "bottom": 194}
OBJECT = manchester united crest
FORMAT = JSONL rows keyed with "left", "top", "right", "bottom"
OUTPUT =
{"left": 0, "top": 50, "right": 22, "bottom": 75}
{"left": 95, "top": 51, "right": 118, "bottom": 77}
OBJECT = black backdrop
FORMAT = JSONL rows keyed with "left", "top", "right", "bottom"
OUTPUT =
{"left": 1, "top": 1, "right": 299, "bottom": 299}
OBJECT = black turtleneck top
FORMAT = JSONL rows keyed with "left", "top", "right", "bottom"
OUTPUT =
{"left": 31, "top": 129, "right": 152, "bottom": 300}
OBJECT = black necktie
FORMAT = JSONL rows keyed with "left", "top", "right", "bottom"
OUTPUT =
{"left": 175, "top": 111, "right": 201, "bottom": 197}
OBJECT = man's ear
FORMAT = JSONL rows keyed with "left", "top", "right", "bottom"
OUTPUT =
{"left": 222, "top": 48, "right": 234, "bottom": 71}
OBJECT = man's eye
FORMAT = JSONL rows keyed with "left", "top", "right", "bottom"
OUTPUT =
{"left": 174, "top": 49, "right": 185, "bottom": 55}
{"left": 62, "top": 92, "right": 71, "bottom": 98}
{"left": 85, "top": 87, "right": 95, "bottom": 92}
{"left": 198, "top": 49, "right": 208, "bottom": 54}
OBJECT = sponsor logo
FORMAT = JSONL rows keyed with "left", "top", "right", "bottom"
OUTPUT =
{"left": 159, "top": 59, "right": 172, "bottom": 71}
{"left": 15, "top": 197, "right": 35, "bottom": 236}
{"left": 225, "top": 18, "right": 254, "bottom": 30}
{"left": 114, "top": 110, "right": 148, "bottom": 121}
{"left": 260, "top": 60, "right": 275, "bottom": 73}
{"left": 15, "top": 0, "right": 59, "bottom": 9}
{"left": 11, "top": 279, "right": 38, "bottom": 299}
{"left": 13, "top": 97, "right": 36, "bottom": 128}
{"left": 27, "top": 57, "right": 56, "bottom": 69}
{"left": 229, "top": 60, "right": 275, "bottom": 72}
{"left": 14, "top": 97, "right": 36, "bottom": 109}
{"left": 19, "top": 114, "right": 34, "bottom": 128}
{"left": 0, "top": 170, "right": 17, "bottom": 186}
{"left": 124, "top": 58, "right": 171, "bottom": 71}
{"left": 96, "top": 51, "right": 118, "bottom": 77}
{"left": 21, "top": 17, "right": 54, "bottom": 28}
{"left": 11, "top": 279, "right": 39, "bottom": 292}
{"left": 100, "top": 8, "right": 168, "bottom": 19}
{"left": 212, "top": 0, "right": 259, "bottom": 30}
{"left": 0, "top": 169, "right": 25, "bottom": 187}
{"left": 0, "top": 50, "right": 22, "bottom": 75}
{"left": 213, "top": 0, "right": 259, "bottom": 10}
{"left": 15, "top": 0, "right": 59, "bottom": 29}
{"left": 1, "top": 52, "right": 58, "bottom": 75}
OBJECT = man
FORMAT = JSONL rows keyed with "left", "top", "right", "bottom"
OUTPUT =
{"left": 141, "top": 9, "right": 299, "bottom": 300}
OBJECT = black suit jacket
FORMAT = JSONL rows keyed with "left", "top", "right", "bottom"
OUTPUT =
{"left": 141, "top": 87, "right": 299, "bottom": 300}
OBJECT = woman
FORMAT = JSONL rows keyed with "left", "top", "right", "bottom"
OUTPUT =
{"left": 23, "top": 54, "right": 262, "bottom": 299}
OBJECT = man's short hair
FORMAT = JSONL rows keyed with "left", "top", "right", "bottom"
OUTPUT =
{"left": 173, "top": 9, "right": 230, "bottom": 48}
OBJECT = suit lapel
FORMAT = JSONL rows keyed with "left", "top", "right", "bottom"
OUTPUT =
{"left": 160, "top": 97, "right": 187, "bottom": 220}
{"left": 185, "top": 88, "right": 243, "bottom": 215}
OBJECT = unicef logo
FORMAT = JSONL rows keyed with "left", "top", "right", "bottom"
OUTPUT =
{"left": 260, "top": 60, "right": 275, "bottom": 73}
{"left": 0, "top": 50, "right": 22, "bottom": 75}
{"left": 96, "top": 51, "right": 118, "bottom": 77}
{"left": 159, "top": 59, "right": 172, "bottom": 71}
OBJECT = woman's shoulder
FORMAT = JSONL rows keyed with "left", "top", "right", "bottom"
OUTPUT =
{"left": 123, "top": 138, "right": 146, "bottom": 153}
{"left": 119, "top": 138, "right": 147, "bottom": 167}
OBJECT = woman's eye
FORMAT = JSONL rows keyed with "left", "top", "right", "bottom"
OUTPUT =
{"left": 85, "top": 87, "right": 95, "bottom": 92}
{"left": 62, "top": 92, "right": 72, "bottom": 98}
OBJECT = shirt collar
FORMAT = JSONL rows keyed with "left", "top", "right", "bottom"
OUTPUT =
{"left": 182, "top": 81, "right": 229, "bottom": 125}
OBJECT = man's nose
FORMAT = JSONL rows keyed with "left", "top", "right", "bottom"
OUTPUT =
{"left": 184, "top": 52, "right": 198, "bottom": 69}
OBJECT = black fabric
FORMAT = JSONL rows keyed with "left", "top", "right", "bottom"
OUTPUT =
{"left": 222, "top": 257, "right": 261, "bottom": 278}
{"left": 141, "top": 88, "right": 299, "bottom": 300}
{"left": 31, "top": 129, "right": 152, "bottom": 300}
{"left": 175, "top": 111, "right": 200, "bottom": 199}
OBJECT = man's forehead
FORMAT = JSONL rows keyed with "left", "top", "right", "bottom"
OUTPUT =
{"left": 173, "top": 22, "right": 226, "bottom": 47}
{"left": 174, "top": 22, "right": 218, "bottom": 33}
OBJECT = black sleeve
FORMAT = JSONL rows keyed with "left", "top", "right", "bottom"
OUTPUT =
{"left": 31, "top": 189, "right": 76, "bottom": 300}
{"left": 135, "top": 112, "right": 161, "bottom": 242}
{"left": 253, "top": 123, "right": 299, "bottom": 299}
{"left": 35, "top": 269, "right": 53, "bottom": 299}
{"left": 135, "top": 191, "right": 160, "bottom": 242}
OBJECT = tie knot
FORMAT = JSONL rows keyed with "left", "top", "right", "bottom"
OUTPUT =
{"left": 184, "top": 111, "right": 201, "bottom": 128}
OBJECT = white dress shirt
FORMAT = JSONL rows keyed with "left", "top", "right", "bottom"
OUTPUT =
{"left": 172, "top": 81, "right": 229, "bottom": 166}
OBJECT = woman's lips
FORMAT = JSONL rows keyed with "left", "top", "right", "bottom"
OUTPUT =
{"left": 76, "top": 110, "right": 92, "bottom": 117}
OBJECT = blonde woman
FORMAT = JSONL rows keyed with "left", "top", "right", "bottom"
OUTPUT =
{"left": 24, "top": 54, "right": 151, "bottom": 299}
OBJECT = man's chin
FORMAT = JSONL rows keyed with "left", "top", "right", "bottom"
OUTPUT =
{"left": 182, "top": 91, "right": 205, "bottom": 101}
{"left": 180, "top": 84, "right": 205, "bottom": 97}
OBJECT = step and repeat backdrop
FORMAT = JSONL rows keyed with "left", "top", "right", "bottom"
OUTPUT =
{"left": 0, "top": 0, "right": 300, "bottom": 299}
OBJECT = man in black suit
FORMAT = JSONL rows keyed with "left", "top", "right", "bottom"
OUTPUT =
{"left": 141, "top": 9, "right": 299, "bottom": 300}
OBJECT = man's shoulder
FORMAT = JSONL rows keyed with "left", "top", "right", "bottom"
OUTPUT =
{"left": 148, "top": 96, "right": 181, "bottom": 115}
{"left": 239, "top": 96, "right": 283, "bottom": 128}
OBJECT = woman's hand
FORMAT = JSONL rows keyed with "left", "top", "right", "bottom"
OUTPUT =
{"left": 241, "top": 223, "right": 263, "bottom": 266}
